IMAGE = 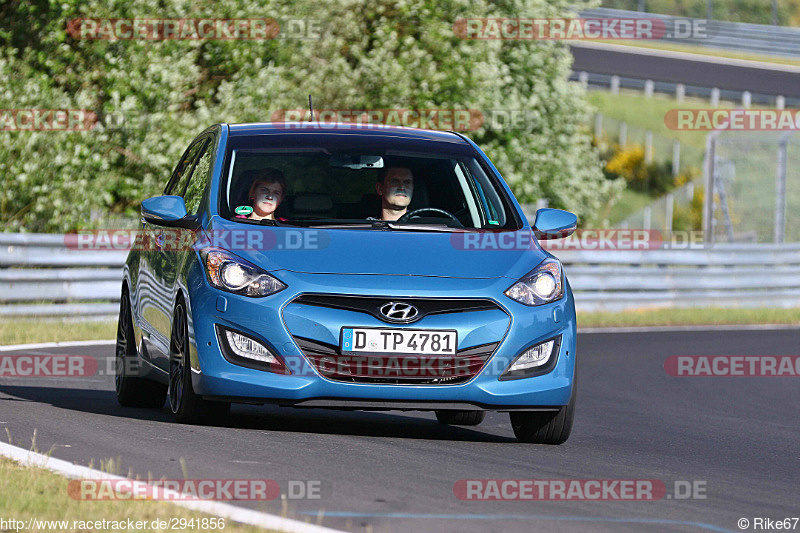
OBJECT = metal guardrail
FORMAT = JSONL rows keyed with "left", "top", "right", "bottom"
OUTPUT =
{"left": 569, "top": 71, "right": 800, "bottom": 108}
{"left": 1, "top": 234, "right": 799, "bottom": 316}
{"left": 581, "top": 7, "right": 800, "bottom": 58}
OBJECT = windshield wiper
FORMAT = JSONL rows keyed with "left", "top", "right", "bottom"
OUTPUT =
{"left": 386, "top": 223, "right": 468, "bottom": 233}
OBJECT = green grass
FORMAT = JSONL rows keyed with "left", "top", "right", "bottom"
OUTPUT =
{"left": 600, "top": 187, "right": 654, "bottom": 225}
{"left": 0, "top": 456, "right": 280, "bottom": 533}
{"left": 578, "top": 307, "right": 800, "bottom": 328}
{"left": 589, "top": 91, "right": 716, "bottom": 160}
{"left": 0, "top": 319, "right": 117, "bottom": 346}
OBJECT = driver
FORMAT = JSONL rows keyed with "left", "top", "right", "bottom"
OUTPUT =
{"left": 373, "top": 166, "right": 414, "bottom": 221}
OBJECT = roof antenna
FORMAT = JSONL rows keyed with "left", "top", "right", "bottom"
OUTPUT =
{"left": 308, "top": 94, "right": 314, "bottom": 122}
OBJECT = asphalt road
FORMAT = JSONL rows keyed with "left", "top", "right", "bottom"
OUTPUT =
{"left": 570, "top": 44, "right": 800, "bottom": 99}
{"left": 1, "top": 329, "right": 798, "bottom": 533}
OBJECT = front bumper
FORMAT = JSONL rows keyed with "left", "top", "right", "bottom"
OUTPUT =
{"left": 185, "top": 268, "right": 577, "bottom": 409}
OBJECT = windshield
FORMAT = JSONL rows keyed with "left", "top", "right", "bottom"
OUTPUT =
{"left": 219, "top": 136, "right": 521, "bottom": 231}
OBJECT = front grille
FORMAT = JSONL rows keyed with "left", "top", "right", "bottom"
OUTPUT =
{"left": 291, "top": 294, "right": 499, "bottom": 324}
{"left": 295, "top": 336, "right": 499, "bottom": 385}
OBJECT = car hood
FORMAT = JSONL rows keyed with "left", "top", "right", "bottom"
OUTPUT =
{"left": 206, "top": 218, "right": 547, "bottom": 279}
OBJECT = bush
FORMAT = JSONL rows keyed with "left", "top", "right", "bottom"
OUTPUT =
{"left": 672, "top": 185, "right": 704, "bottom": 231}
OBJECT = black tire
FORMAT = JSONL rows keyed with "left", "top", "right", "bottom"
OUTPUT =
{"left": 509, "top": 371, "right": 576, "bottom": 445}
{"left": 435, "top": 410, "right": 486, "bottom": 426}
{"left": 169, "top": 301, "right": 230, "bottom": 425}
{"left": 115, "top": 287, "right": 167, "bottom": 408}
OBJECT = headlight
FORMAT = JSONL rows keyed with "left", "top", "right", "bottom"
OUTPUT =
{"left": 504, "top": 258, "right": 563, "bottom": 306}
{"left": 200, "top": 248, "right": 286, "bottom": 297}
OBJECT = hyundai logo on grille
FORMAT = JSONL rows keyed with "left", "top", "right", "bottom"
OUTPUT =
{"left": 379, "top": 302, "right": 420, "bottom": 323}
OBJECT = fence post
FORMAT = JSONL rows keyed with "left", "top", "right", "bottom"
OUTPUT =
{"left": 676, "top": 84, "right": 685, "bottom": 103}
{"left": 742, "top": 91, "right": 751, "bottom": 108}
{"left": 610, "top": 75, "right": 620, "bottom": 95}
{"left": 672, "top": 141, "right": 681, "bottom": 176}
{"left": 645, "top": 130, "right": 653, "bottom": 164}
{"left": 643, "top": 205, "right": 652, "bottom": 230}
{"left": 774, "top": 136, "right": 788, "bottom": 243}
{"left": 594, "top": 113, "right": 603, "bottom": 138}
{"left": 579, "top": 71, "right": 589, "bottom": 87}
{"left": 776, "top": 95, "right": 785, "bottom": 110}
{"left": 665, "top": 193, "right": 674, "bottom": 231}
{"left": 644, "top": 79, "right": 654, "bottom": 98}
{"left": 703, "top": 132, "right": 717, "bottom": 245}
{"left": 619, "top": 121, "right": 627, "bottom": 146}
{"left": 710, "top": 88, "right": 720, "bottom": 107}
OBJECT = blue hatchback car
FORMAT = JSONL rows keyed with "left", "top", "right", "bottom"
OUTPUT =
{"left": 116, "top": 123, "right": 578, "bottom": 444}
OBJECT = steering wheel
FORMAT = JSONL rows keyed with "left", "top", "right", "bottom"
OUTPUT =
{"left": 398, "top": 207, "right": 460, "bottom": 223}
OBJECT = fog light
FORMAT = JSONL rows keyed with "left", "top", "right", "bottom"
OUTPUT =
{"left": 509, "top": 339, "right": 554, "bottom": 372}
{"left": 225, "top": 330, "right": 277, "bottom": 363}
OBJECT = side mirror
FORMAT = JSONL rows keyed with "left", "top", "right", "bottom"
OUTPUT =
{"left": 141, "top": 196, "right": 199, "bottom": 229}
{"left": 533, "top": 208, "right": 577, "bottom": 240}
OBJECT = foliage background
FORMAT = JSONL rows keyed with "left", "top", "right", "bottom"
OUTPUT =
{"left": 0, "top": 0, "right": 621, "bottom": 232}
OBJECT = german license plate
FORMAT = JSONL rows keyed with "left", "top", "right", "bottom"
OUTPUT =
{"left": 340, "top": 327, "right": 457, "bottom": 355}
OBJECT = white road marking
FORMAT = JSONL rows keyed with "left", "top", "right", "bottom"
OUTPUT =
{"left": 0, "top": 441, "right": 342, "bottom": 533}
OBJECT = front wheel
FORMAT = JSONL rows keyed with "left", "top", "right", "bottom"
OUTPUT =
{"left": 435, "top": 410, "right": 486, "bottom": 426}
{"left": 509, "top": 372, "right": 576, "bottom": 445}
{"left": 169, "top": 302, "right": 230, "bottom": 425}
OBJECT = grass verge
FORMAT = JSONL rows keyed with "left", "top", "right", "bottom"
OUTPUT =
{"left": 0, "top": 320, "right": 116, "bottom": 346}
{"left": 578, "top": 307, "right": 800, "bottom": 328}
{"left": 0, "top": 456, "right": 279, "bottom": 533}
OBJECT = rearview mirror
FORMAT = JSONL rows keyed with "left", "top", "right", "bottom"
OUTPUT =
{"left": 329, "top": 154, "right": 384, "bottom": 170}
{"left": 141, "top": 196, "right": 199, "bottom": 229}
{"left": 533, "top": 208, "right": 577, "bottom": 240}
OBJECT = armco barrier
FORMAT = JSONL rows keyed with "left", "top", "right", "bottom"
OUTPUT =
{"left": 1, "top": 234, "right": 799, "bottom": 316}
{"left": 580, "top": 7, "right": 800, "bottom": 58}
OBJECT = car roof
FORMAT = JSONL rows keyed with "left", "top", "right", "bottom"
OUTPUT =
{"left": 226, "top": 122, "right": 471, "bottom": 146}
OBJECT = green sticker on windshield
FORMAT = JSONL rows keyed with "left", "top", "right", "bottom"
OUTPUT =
{"left": 235, "top": 206, "right": 253, "bottom": 216}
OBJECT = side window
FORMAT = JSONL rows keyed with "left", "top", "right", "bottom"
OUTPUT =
{"left": 165, "top": 140, "right": 204, "bottom": 196}
{"left": 184, "top": 138, "right": 214, "bottom": 214}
